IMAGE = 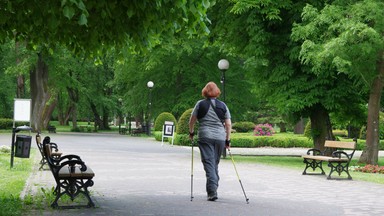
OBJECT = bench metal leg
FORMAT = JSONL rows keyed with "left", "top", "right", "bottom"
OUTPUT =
{"left": 51, "top": 178, "right": 95, "bottom": 209}
{"left": 327, "top": 161, "right": 352, "bottom": 180}
{"left": 302, "top": 158, "right": 325, "bottom": 175}
{"left": 39, "top": 158, "right": 48, "bottom": 170}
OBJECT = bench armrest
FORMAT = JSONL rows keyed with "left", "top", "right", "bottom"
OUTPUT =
{"left": 55, "top": 154, "right": 82, "bottom": 162}
{"left": 332, "top": 150, "right": 351, "bottom": 160}
{"left": 49, "top": 142, "right": 60, "bottom": 152}
{"left": 305, "top": 148, "right": 322, "bottom": 156}
{"left": 59, "top": 160, "right": 88, "bottom": 172}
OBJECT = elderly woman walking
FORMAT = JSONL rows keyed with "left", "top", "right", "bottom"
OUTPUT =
{"left": 189, "top": 81, "right": 232, "bottom": 201}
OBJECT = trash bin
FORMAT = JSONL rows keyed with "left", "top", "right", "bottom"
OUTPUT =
{"left": 14, "top": 135, "right": 32, "bottom": 158}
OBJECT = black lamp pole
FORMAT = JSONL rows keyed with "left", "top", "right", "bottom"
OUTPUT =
{"left": 147, "top": 81, "right": 154, "bottom": 135}
{"left": 218, "top": 59, "right": 229, "bottom": 158}
{"left": 218, "top": 59, "right": 229, "bottom": 103}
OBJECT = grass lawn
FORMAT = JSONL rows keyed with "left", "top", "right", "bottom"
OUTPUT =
{"left": 0, "top": 149, "right": 36, "bottom": 216}
{"left": 232, "top": 155, "right": 384, "bottom": 184}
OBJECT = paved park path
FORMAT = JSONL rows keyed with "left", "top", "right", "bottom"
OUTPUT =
{"left": 3, "top": 133, "right": 383, "bottom": 216}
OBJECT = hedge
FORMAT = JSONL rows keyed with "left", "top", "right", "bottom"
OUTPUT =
{"left": 0, "top": 118, "right": 30, "bottom": 129}
{"left": 154, "top": 132, "right": 384, "bottom": 150}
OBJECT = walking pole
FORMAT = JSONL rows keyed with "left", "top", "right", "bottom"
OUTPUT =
{"left": 190, "top": 139, "right": 194, "bottom": 201}
{"left": 228, "top": 148, "right": 249, "bottom": 204}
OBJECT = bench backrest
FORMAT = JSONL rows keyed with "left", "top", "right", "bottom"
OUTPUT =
{"left": 35, "top": 133, "right": 46, "bottom": 159}
{"left": 324, "top": 140, "right": 356, "bottom": 149}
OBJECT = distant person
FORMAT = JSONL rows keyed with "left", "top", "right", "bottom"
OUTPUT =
{"left": 189, "top": 81, "right": 232, "bottom": 201}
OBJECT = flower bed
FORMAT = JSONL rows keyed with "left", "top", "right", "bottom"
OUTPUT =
{"left": 353, "top": 164, "right": 384, "bottom": 174}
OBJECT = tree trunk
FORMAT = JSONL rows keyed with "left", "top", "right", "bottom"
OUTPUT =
{"left": 90, "top": 101, "right": 104, "bottom": 129}
{"left": 359, "top": 52, "right": 384, "bottom": 165}
{"left": 102, "top": 107, "right": 110, "bottom": 129}
{"left": 72, "top": 103, "right": 78, "bottom": 129}
{"left": 42, "top": 99, "right": 57, "bottom": 128}
{"left": 56, "top": 92, "right": 71, "bottom": 126}
{"left": 67, "top": 72, "right": 79, "bottom": 129}
{"left": 15, "top": 41, "right": 25, "bottom": 98}
{"left": 30, "top": 53, "right": 51, "bottom": 132}
{"left": 310, "top": 104, "right": 333, "bottom": 151}
{"left": 17, "top": 75, "right": 25, "bottom": 98}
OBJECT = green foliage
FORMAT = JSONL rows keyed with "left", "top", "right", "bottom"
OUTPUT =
{"left": 169, "top": 132, "right": 384, "bottom": 151}
{"left": 0, "top": 118, "right": 13, "bottom": 129}
{"left": 172, "top": 133, "right": 314, "bottom": 148}
{"left": 232, "top": 121, "right": 255, "bottom": 132}
{"left": 360, "top": 126, "right": 367, "bottom": 140}
{"left": 0, "top": 119, "right": 30, "bottom": 130}
{"left": 154, "top": 112, "right": 177, "bottom": 131}
{"left": 1, "top": 1, "right": 211, "bottom": 52}
{"left": 176, "top": 108, "right": 193, "bottom": 135}
{"left": 304, "top": 121, "right": 312, "bottom": 139}
{"left": 359, "top": 112, "right": 384, "bottom": 140}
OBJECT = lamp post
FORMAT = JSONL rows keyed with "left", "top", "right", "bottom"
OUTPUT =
{"left": 218, "top": 59, "right": 229, "bottom": 102}
{"left": 218, "top": 59, "right": 229, "bottom": 158}
{"left": 147, "top": 81, "right": 154, "bottom": 135}
{"left": 118, "top": 98, "right": 123, "bottom": 134}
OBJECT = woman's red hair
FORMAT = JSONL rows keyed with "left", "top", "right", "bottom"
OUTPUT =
{"left": 202, "top": 82, "right": 221, "bottom": 98}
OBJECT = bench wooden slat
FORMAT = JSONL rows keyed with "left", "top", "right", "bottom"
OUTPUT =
{"left": 302, "top": 155, "right": 349, "bottom": 162}
{"left": 71, "top": 166, "right": 95, "bottom": 178}
{"left": 324, "top": 141, "right": 356, "bottom": 149}
{"left": 58, "top": 166, "right": 95, "bottom": 178}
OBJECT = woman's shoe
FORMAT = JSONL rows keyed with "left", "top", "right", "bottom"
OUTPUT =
{"left": 207, "top": 192, "right": 218, "bottom": 201}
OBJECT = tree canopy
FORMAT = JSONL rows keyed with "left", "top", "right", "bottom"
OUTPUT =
{"left": 0, "top": 0, "right": 211, "bottom": 51}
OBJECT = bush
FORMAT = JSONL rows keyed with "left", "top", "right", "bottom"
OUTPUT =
{"left": 0, "top": 118, "right": 13, "bottom": 129}
{"left": 172, "top": 133, "right": 313, "bottom": 148}
{"left": 254, "top": 123, "right": 275, "bottom": 136}
{"left": 176, "top": 108, "right": 194, "bottom": 135}
{"left": 0, "top": 145, "right": 11, "bottom": 153}
{"left": 304, "top": 121, "right": 311, "bottom": 139}
{"left": 154, "top": 112, "right": 177, "bottom": 131}
{"left": 232, "top": 121, "right": 255, "bottom": 132}
{"left": 0, "top": 118, "right": 29, "bottom": 129}
{"left": 164, "top": 132, "right": 384, "bottom": 150}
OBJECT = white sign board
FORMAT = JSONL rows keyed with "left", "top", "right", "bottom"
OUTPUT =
{"left": 162, "top": 121, "right": 175, "bottom": 146}
{"left": 13, "top": 99, "right": 31, "bottom": 122}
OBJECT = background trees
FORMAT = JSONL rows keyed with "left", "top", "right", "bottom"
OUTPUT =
{"left": 1, "top": 0, "right": 382, "bottom": 164}
{"left": 0, "top": 0, "right": 211, "bottom": 131}
{"left": 292, "top": 0, "right": 384, "bottom": 164}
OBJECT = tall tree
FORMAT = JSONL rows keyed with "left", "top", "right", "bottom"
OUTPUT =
{"left": 292, "top": 0, "right": 384, "bottom": 164}
{"left": 114, "top": 36, "right": 257, "bottom": 123}
{"left": 207, "top": 0, "right": 371, "bottom": 150}
{"left": 1, "top": 0, "right": 211, "bottom": 131}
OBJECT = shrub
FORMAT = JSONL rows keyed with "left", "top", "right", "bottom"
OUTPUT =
{"left": 304, "top": 121, "right": 311, "bottom": 139}
{"left": 176, "top": 108, "right": 194, "bottom": 135}
{"left": 0, "top": 119, "right": 30, "bottom": 129}
{"left": 0, "top": 145, "right": 11, "bottom": 153}
{"left": 172, "top": 133, "right": 314, "bottom": 148}
{"left": 254, "top": 123, "right": 275, "bottom": 136}
{"left": 232, "top": 121, "right": 255, "bottom": 133}
{"left": 0, "top": 118, "right": 13, "bottom": 129}
{"left": 359, "top": 126, "right": 366, "bottom": 139}
{"left": 333, "top": 129, "right": 347, "bottom": 137}
{"left": 154, "top": 112, "right": 177, "bottom": 131}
